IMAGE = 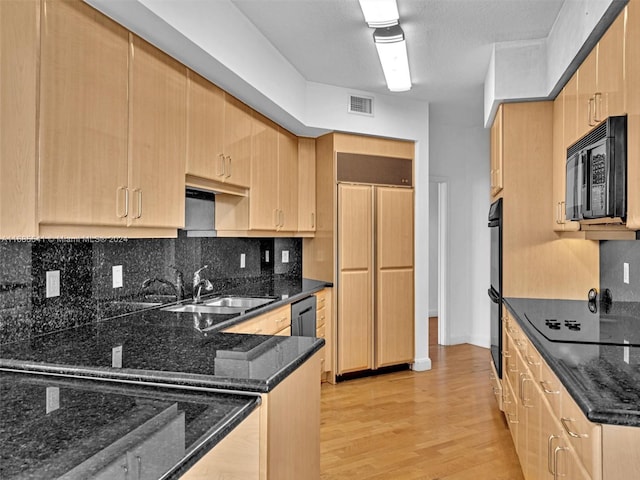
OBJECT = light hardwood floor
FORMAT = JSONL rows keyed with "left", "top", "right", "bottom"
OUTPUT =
{"left": 320, "top": 343, "right": 524, "bottom": 480}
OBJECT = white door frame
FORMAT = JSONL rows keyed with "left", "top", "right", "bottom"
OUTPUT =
{"left": 429, "top": 176, "right": 449, "bottom": 345}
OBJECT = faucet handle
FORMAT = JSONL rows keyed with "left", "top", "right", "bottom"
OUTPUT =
{"left": 193, "top": 265, "right": 209, "bottom": 284}
{"left": 194, "top": 265, "right": 208, "bottom": 275}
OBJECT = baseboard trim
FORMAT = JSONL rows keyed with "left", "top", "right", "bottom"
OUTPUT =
{"left": 412, "top": 357, "right": 432, "bottom": 371}
{"left": 428, "top": 309, "right": 438, "bottom": 317}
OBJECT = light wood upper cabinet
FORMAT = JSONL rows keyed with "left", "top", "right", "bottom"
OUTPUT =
{"left": 186, "top": 73, "right": 251, "bottom": 191}
{"left": 277, "top": 127, "right": 299, "bottom": 232}
{"left": 39, "top": 0, "right": 129, "bottom": 227}
{"left": 128, "top": 35, "right": 186, "bottom": 228}
{"left": 0, "top": 0, "right": 39, "bottom": 238}
{"left": 250, "top": 113, "right": 279, "bottom": 230}
{"left": 186, "top": 71, "right": 225, "bottom": 181}
{"left": 490, "top": 104, "right": 504, "bottom": 198}
{"left": 575, "top": 9, "right": 626, "bottom": 142}
{"left": 248, "top": 113, "right": 299, "bottom": 232}
{"left": 626, "top": 0, "right": 640, "bottom": 229}
{"left": 297, "top": 138, "right": 316, "bottom": 233}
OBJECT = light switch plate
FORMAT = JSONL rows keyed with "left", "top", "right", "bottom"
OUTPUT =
{"left": 46, "top": 270, "right": 60, "bottom": 298}
{"left": 265, "top": 250, "right": 270, "bottom": 263}
{"left": 282, "top": 250, "right": 289, "bottom": 263}
{"left": 46, "top": 387, "right": 60, "bottom": 414}
{"left": 112, "top": 265, "right": 123, "bottom": 288}
{"left": 240, "top": 253, "right": 246, "bottom": 269}
{"left": 624, "top": 340, "right": 630, "bottom": 364}
{"left": 112, "top": 345, "right": 123, "bottom": 368}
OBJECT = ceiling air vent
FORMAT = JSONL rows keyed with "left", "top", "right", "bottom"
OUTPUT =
{"left": 348, "top": 94, "right": 374, "bottom": 116}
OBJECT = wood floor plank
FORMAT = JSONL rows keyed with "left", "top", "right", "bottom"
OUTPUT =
{"left": 320, "top": 344, "right": 523, "bottom": 480}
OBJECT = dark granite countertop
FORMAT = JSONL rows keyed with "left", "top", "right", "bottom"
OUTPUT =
{"left": 0, "top": 276, "right": 329, "bottom": 393}
{"left": 0, "top": 370, "right": 260, "bottom": 480}
{"left": 504, "top": 297, "right": 640, "bottom": 427}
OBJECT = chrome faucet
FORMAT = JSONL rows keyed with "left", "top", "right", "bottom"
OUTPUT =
{"left": 140, "top": 266, "right": 184, "bottom": 301}
{"left": 192, "top": 265, "right": 213, "bottom": 303}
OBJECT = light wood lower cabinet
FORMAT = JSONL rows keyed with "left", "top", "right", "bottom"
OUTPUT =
{"left": 259, "top": 351, "right": 321, "bottom": 480}
{"left": 315, "top": 288, "right": 333, "bottom": 381}
{"left": 182, "top": 408, "right": 260, "bottom": 480}
{"left": 222, "top": 304, "right": 291, "bottom": 336}
{"left": 499, "top": 308, "right": 640, "bottom": 480}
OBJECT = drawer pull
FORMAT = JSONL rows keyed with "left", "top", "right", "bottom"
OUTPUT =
{"left": 540, "top": 380, "right": 560, "bottom": 395}
{"left": 554, "top": 446, "right": 569, "bottom": 479}
{"left": 276, "top": 316, "right": 287, "bottom": 323}
{"left": 560, "top": 417, "right": 588, "bottom": 438}
{"left": 525, "top": 355, "right": 539, "bottom": 366}
{"left": 548, "top": 435, "right": 560, "bottom": 474}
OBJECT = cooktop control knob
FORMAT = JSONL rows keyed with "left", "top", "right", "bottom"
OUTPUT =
{"left": 588, "top": 288, "right": 598, "bottom": 302}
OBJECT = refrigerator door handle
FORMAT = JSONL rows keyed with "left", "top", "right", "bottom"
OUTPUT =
{"left": 488, "top": 287, "right": 500, "bottom": 303}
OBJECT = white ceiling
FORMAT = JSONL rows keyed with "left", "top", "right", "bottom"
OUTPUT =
{"left": 230, "top": 0, "right": 566, "bottom": 105}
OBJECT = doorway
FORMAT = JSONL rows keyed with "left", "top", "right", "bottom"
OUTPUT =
{"left": 429, "top": 177, "right": 449, "bottom": 346}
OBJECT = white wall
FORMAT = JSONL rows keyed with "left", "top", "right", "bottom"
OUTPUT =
{"left": 428, "top": 183, "right": 439, "bottom": 317}
{"left": 429, "top": 90, "right": 491, "bottom": 347}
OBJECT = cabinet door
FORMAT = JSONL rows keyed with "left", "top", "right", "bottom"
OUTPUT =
{"left": 564, "top": 74, "right": 579, "bottom": 147}
{"left": 0, "top": 0, "right": 39, "bottom": 237}
{"left": 490, "top": 104, "right": 504, "bottom": 197}
{"left": 627, "top": 0, "right": 640, "bottom": 229}
{"left": 224, "top": 94, "right": 252, "bottom": 188}
{"left": 297, "top": 137, "right": 316, "bottom": 232}
{"left": 129, "top": 35, "right": 186, "bottom": 228}
{"left": 250, "top": 113, "right": 279, "bottom": 230}
{"left": 577, "top": 50, "right": 598, "bottom": 138}
{"left": 39, "top": 0, "right": 129, "bottom": 226}
{"left": 597, "top": 11, "right": 626, "bottom": 120}
{"left": 277, "top": 127, "right": 299, "bottom": 231}
{"left": 337, "top": 184, "right": 373, "bottom": 374}
{"left": 186, "top": 70, "right": 225, "bottom": 180}
{"left": 375, "top": 187, "right": 414, "bottom": 367}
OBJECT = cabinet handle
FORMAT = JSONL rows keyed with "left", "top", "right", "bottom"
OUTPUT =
{"left": 560, "top": 417, "right": 588, "bottom": 438}
{"left": 252, "top": 329, "right": 263, "bottom": 334}
{"left": 134, "top": 189, "right": 142, "bottom": 219}
{"left": 217, "top": 153, "right": 225, "bottom": 177}
{"left": 273, "top": 209, "right": 279, "bottom": 228}
{"left": 556, "top": 202, "right": 562, "bottom": 224}
{"left": 548, "top": 434, "right": 560, "bottom": 474}
{"left": 117, "top": 187, "right": 129, "bottom": 218}
{"left": 276, "top": 316, "right": 287, "bottom": 323}
{"left": 225, "top": 155, "right": 232, "bottom": 178}
{"left": 525, "top": 355, "right": 539, "bottom": 366}
{"left": 506, "top": 411, "right": 519, "bottom": 424}
{"left": 279, "top": 209, "right": 284, "bottom": 228}
{"left": 540, "top": 380, "right": 560, "bottom": 395}
{"left": 553, "top": 446, "right": 569, "bottom": 479}
{"left": 122, "top": 464, "right": 129, "bottom": 479}
{"left": 492, "top": 387, "right": 501, "bottom": 395}
{"left": 136, "top": 455, "right": 142, "bottom": 480}
{"left": 594, "top": 92, "right": 602, "bottom": 123}
{"left": 588, "top": 97, "right": 596, "bottom": 126}
{"left": 311, "top": 212, "right": 315, "bottom": 229}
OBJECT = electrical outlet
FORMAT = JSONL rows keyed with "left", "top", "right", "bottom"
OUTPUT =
{"left": 240, "top": 253, "right": 246, "bottom": 269}
{"left": 282, "top": 250, "right": 289, "bottom": 263}
{"left": 46, "top": 387, "right": 60, "bottom": 414}
{"left": 45, "top": 270, "right": 60, "bottom": 298}
{"left": 624, "top": 263, "right": 630, "bottom": 284}
{"left": 112, "top": 345, "right": 123, "bottom": 368}
{"left": 624, "top": 340, "right": 630, "bottom": 364}
{"left": 112, "top": 265, "right": 123, "bottom": 288}
{"left": 265, "top": 250, "right": 270, "bottom": 263}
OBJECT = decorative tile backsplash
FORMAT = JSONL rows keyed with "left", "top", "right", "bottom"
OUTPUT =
{"left": 0, "top": 235, "right": 301, "bottom": 344}
{"left": 600, "top": 240, "right": 640, "bottom": 303}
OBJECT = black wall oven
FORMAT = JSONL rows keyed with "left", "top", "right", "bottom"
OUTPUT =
{"left": 488, "top": 198, "right": 502, "bottom": 378}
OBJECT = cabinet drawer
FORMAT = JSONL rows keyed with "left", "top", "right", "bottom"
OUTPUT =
{"left": 539, "top": 359, "right": 562, "bottom": 418}
{"left": 315, "top": 289, "right": 328, "bottom": 311}
{"left": 490, "top": 360, "right": 503, "bottom": 411}
{"left": 223, "top": 305, "right": 291, "bottom": 335}
{"left": 275, "top": 326, "right": 291, "bottom": 336}
{"left": 561, "top": 387, "right": 602, "bottom": 480}
{"left": 316, "top": 323, "right": 326, "bottom": 339}
{"left": 316, "top": 308, "right": 327, "bottom": 328}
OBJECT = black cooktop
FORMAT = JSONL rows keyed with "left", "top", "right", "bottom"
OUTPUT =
{"left": 523, "top": 300, "right": 640, "bottom": 347}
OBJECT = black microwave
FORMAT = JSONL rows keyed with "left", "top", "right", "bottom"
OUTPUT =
{"left": 565, "top": 115, "right": 627, "bottom": 221}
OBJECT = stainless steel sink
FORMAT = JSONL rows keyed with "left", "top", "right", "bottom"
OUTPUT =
{"left": 204, "top": 296, "right": 275, "bottom": 309}
{"left": 161, "top": 304, "right": 244, "bottom": 315}
{"left": 161, "top": 296, "right": 276, "bottom": 315}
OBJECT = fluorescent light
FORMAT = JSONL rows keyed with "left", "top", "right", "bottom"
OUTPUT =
{"left": 373, "top": 25, "right": 411, "bottom": 92}
{"left": 358, "top": 0, "right": 399, "bottom": 27}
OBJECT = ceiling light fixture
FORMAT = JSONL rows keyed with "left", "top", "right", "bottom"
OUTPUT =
{"left": 373, "top": 24, "right": 412, "bottom": 92}
{"left": 358, "top": 0, "right": 399, "bottom": 27}
{"left": 359, "top": 0, "right": 412, "bottom": 92}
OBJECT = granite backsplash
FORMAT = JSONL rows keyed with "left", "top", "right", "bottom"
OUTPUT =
{"left": 0, "top": 235, "right": 301, "bottom": 344}
{"left": 600, "top": 239, "right": 640, "bottom": 303}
